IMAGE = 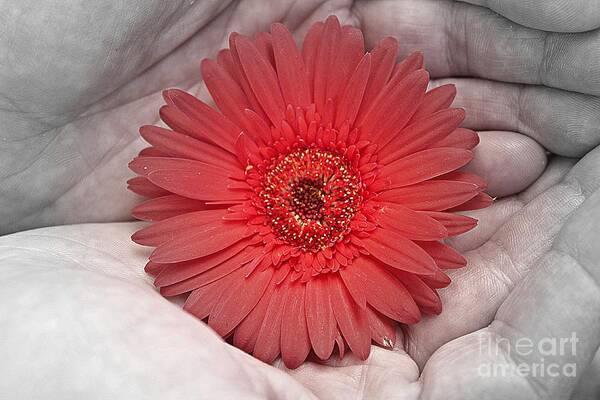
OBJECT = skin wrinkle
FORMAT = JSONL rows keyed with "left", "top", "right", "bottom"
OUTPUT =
{"left": 405, "top": 165, "right": 587, "bottom": 369}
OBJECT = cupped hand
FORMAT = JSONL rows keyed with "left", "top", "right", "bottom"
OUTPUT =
{"left": 1, "top": 0, "right": 599, "bottom": 399}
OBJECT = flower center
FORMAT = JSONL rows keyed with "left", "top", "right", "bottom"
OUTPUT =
{"left": 260, "top": 147, "right": 362, "bottom": 251}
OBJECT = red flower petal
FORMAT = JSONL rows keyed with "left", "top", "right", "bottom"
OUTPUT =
{"left": 378, "top": 108, "right": 466, "bottom": 163}
{"left": 417, "top": 241, "right": 467, "bottom": 269}
{"left": 355, "top": 37, "right": 398, "bottom": 123}
{"left": 376, "top": 180, "right": 480, "bottom": 211}
{"left": 209, "top": 268, "right": 274, "bottom": 337}
{"left": 139, "top": 125, "right": 239, "bottom": 170}
{"left": 132, "top": 209, "right": 227, "bottom": 247}
{"left": 132, "top": 195, "right": 210, "bottom": 222}
{"left": 339, "top": 266, "right": 368, "bottom": 308}
{"left": 437, "top": 128, "right": 480, "bottom": 149}
{"left": 377, "top": 148, "right": 473, "bottom": 189}
{"left": 280, "top": 280, "right": 311, "bottom": 368}
{"left": 201, "top": 58, "right": 252, "bottom": 129}
{"left": 271, "top": 23, "right": 311, "bottom": 108}
{"left": 325, "top": 25, "right": 364, "bottom": 105}
{"left": 374, "top": 201, "right": 448, "bottom": 241}
{"left": 235, "top": 35, "right": 286, "bottom": 126}
{"left": 313, "top": 16, "right": 341, "bottom": 113}
{"left": 127, "top": 177, "right": 169, "bottom": 198}
{"left": 162, "top": 89, "right": 241, "bottom": 154}
{"left": 421, "top": 211, "right": 479, "bottom": 236}
{"left": 150, "top": 221, "right": 254, "bottom": 263}
{"left": 159, "top": 245, "right": 260, "bottom": 296}
{"left": 145, "top": 163, "right": 248, "bottom": 202}
{"left": 233, "top": 282, "right": 276, "bottom": 353}
{"left": 411, "top": 84, "right": 457, "bottom": 121}
{"left": 362, "top": 229, "right": 438, "bottom": 275}
{"left": 330, "top": 274, "right": 371, "bottom": 360}
{"left": 359, "top": 68, "right": 428, "bottom": 146}
{"left": 349, "top": 258, "right": 421, "bottom": 324}
{"left": 154, "top": 236, "right": 256, "bottom": 286}
{"left": 447, "top": 192, "right": 494, "bottom": 211}
{"left": 183, "top": 275, "right": 234, "bottom": 320}
{"left": 253, "top": 279, "right": 289, "bottom": 364}
{"left": 334, "top": 53, "right": 371, "bottom": 128}
{"left": 391, "top": 270, "right": 443, "bottom": 314}
{"left": 305, "top": 275, "right": 336, "bottom": 360}
{"left": 366, "top": 307, "right": 397, "bottom": 348}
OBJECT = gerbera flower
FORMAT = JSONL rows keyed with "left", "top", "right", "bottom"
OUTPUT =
{"left": 128, "top": 15, "right": 490, "bottom": 369}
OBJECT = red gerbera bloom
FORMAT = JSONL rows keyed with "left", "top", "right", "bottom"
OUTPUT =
{"left": 128, "top": 15, "right": 490, "bottom": 369}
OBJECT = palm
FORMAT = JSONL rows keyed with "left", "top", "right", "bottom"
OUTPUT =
{"left": 1, "top": 0, "right": 599, "bottom": 399}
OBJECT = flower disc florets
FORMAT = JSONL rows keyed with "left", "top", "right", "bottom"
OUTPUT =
{"left": 258, "top": 147, "right": 363, "bottom": 251}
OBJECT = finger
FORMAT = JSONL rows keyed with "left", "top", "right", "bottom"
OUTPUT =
{"left": 420, "top": 183, "right": 600, "bottom": 400}
{"left": 281, "top": 345, "right": 422, "bottom": 400}
{"left": 430, "top": 78, "right": 600, "bottom": 157}
{"left": 355, "top": 0, "right": 600, "bottom": 95}
{"left": 448, "top": 157, "right": 576, "bottom": 253}
{"left": 572, "top": 349, "right": 600, "bottom": 399}
{"left": 459, "top": 0, "right": 600, "bottom": 33}
{"left": 0, "top": 223, "right": 314, "bottom": 399}
{"left": 465, "top": 131, "right": 547, "bottom": 198}
{"left": 405, "top": 146, "right": 600, "bottom": 368}
{"left": 0, "top": 223, "right": 315, "bottom": 400}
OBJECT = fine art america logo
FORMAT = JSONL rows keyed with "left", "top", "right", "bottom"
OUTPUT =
{"left": 477, "top": 332, "right": 579, "bottom": 378}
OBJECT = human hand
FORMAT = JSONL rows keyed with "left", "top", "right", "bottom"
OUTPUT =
{"left": 1, "top": 0, "right": 599, "bottom": 399}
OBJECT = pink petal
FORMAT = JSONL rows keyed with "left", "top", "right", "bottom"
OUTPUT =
{"left": 302, "top": 22, "right": 325, "bottom": 100}
{"left": 330, "top": 275, "right": 371, "bottom": 360}
{"left": 379, "top": 108, "right": 466, "bottom": 163}
{"left": 139, "top": 125, "right": 239, "bottom": 170}
{"left": 374, "top": 201, "right": 448, "bottom": 240}
{"left": 161, "top": 89, "right": 240, "bottom": 154}
{"left": 362, "top": 228, "right": 437, "bottom": 275}
{"left": 355, "top": 37, "right": 398, "bottom": 123}
{"left": 358, "top": 68, "right": 429, "bottom": 146}
{"left": 271, "top": 23, "right": 311, "bottom": 107}
{"left": 183, "top": 276, "right": 233, "bottom": 319}
{"left": 410, "top": 84, "right": 457, "bottom": 121}
{"left": 348, "top": 257, "right": 421, "bottom": 324}
{"left": 325, "top": 25, "right": 364, "bottom": 104}
{"left": 376, "top": 180, "right": 480, "bottom": 211}
{"left": 154, "top": 236, "right": 256, "bottom": 286}
{"left": 377, "top": 148, "right": 473, "bottom": 189}
{"left": 235, "top": 35, "right": 286, "bottom": 126}
{"left": 447, "top": 192, "right": 493, "bottom": 211}
{"left": 209, "top": 268, "right": 274, "bottom": 336}
{"left": 417, "top": 241, "right": 467, "bottom": 269}
{"left": 334, "top": 53, "right": 371, "bottom": 129}
{"left": 233, "top": 282, "right": 276, "bottom": 353}
{"left": 127, "top": 177, "right": 169, "bottom": 198}
{"left": 159, "top": 246, "right": 260, "bottom": 296}
{"left": 280, "top": 280, "right": 311, "bottom": 368}
{"left": 201, "top": 58, "right": 252, "bottom": 130}
{"left": 437, "top": 128, "right": 480, "bottom": 149}
{"left": 339, "top": 266, "right": 367, "bottom": 308}
{"left": 391, "top": 270, "right": 442, "bottom": 314}
{"left": 132, "top": 209, "right": 227, "bottom": 246}
{"left": 305, "top": 275, "right": 336, "bottom": 360}
{"left": 146, "top": 164, "right": 248, "bottom": 202}
{"left": 312, "top": 15, "right": 341, "bottom": 113}
{"left": 421, "top": 211, "right": 478, "bottom": 236}
{"left": 366, "top": 307, "right": 397, "bottom": 348}
{"left": 150, "top": 221, "right": 255, "bottom": 263}
{"left": 253, "top": 279, "right": 289, "bottom": 363}
{"left": 132, "top": 195, "right": 212, "bottom": 222}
